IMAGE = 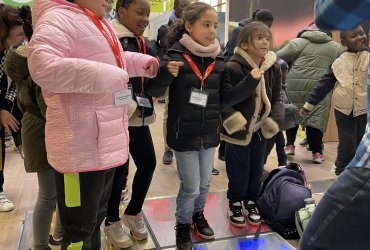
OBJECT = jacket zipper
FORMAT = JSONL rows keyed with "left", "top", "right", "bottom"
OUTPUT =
{"left": 200, "top": 57, "right": 205, "bottom": 147}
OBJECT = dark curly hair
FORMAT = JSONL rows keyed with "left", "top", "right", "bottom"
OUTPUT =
{"left": 116, "top": 0, "right": 135, "bottom": 18}
{"left": 0, "top": 4, "right": 23, "bottom": 49}
{"left": 18, "top": 5, "right": 32, "bottom": 41}
{"left": 167, "top": 2, "right": 215, "bottom": 48}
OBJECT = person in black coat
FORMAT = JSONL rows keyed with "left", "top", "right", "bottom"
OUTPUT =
{"left": 146, "top": 3, "right": 264, "bottom": 249}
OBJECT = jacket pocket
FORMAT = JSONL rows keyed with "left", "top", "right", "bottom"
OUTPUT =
{"left": 95, "top": 109, "right": 125, "bottom": 155}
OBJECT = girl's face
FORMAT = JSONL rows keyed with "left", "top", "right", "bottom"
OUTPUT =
{"left": 118, "top": 0, "right": 150, "bottom": 36}
{"left": 341, "top": 26, "right": 367, "bottom": 52}
{"left": 5, "top": 25, "right": 26, "bottom": 48}
{"left": 74, "top": 0, "right": 109, "bottom": 18}
{"left": 241, "top": 31, "right": 271, "bottom": 62}
{"left": 185, "top": 9, "right": 218, "bottom": 47}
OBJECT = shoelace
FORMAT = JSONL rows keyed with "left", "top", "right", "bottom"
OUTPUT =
{"left": 231, "top": 205, "right": 243, "bottom": 217}
{"left": 247, "top": 205, "right": 260, "bottom": 216}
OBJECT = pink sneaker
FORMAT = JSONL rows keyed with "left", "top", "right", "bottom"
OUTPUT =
{"left": 284, "top": 145, "right": 295, "bottom": 155}
{"left": 312, "top": 153, "right": 324, "bottom": 164}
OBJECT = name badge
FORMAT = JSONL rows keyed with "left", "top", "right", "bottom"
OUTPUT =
{"left": 189, "top": 88, "right": 208, "bottom": 108}
{"left": 135, "top": 93, "right": 152, "bottom": 108}
{"left": 114, "top": 84, "right": 132, "bottom": 106}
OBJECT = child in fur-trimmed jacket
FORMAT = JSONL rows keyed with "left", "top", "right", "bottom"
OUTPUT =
{"left": 220, "top": 22, "right": 284, "bottom": 228}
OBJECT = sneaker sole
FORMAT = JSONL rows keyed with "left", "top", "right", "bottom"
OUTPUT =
{"left": 197, "top": 231, "right": 215, "bottom": 240}
{"left": 246, "top": 218, "right": 261, "bottom": 226}
{"left": 227, "top": 214, "right": 246, "bottom": 227}
{"left": 191, "top": 222, "right": 215, "bottom": 240}
{"left": 103, "top": 229, "right": 133, "bottom": 249}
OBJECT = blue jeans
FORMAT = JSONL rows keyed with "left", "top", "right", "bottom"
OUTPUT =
{"left": 174, "top": 147, "right": 216, "bottom": 224}
{"left": 300, "top": 167, "right": 370, "bottom": 250}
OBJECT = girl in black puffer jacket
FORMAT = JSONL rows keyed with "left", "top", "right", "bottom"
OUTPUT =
{"left": 146, "top": 2, "right": 259, "bottom": 249}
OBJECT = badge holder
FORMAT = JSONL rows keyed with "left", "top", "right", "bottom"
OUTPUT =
{"left": 114, "top": 84, "right": 133, "bottom": 106}
{"left": 189, "top": 88, "right": 209, "bottom": 108}
{"left": 135, "top": 91, "right": 152, "bottom": 108}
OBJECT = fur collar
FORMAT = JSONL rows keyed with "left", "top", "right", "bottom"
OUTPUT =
{"left": 234, "top": 47, "right": 276, "bottom": 71}
{"left": 109, "top": 19, "right": 135, "bottom": 39}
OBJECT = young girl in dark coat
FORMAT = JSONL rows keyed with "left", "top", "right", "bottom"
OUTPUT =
{"left": 220, "top": 22, "right": 284, "bottom": 227}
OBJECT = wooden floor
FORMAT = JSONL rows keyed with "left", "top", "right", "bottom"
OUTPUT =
{"left": 0, "top": 101, "right": 338, "bottom": 250}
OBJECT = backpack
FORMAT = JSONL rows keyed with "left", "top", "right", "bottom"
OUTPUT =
{"left": 258, "top": 163, "right": 312, "bottom": 239}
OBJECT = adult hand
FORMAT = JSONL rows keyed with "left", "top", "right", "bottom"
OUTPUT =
{"left": 251, "top": 68, "right": 264, "bottom": 80}
{"left": 0, "top": 110, "right": 20, "bottom": 132}
{"left": 299, "top": 107, "right": 309, "bottom": 117}
{"left": 167, "top": 61, "right": 184, "bottom": 77}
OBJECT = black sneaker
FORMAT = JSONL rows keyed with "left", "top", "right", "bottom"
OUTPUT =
{"left": 175, "top": 223, "right": 193, "bottom": 250}
{"left": 243, "top": 201, "right": 261, "bottom": 225}
{"left": 192, "top": 211, "right": 214, "bottom": 240}
{"left": 162, "top": 150, "right": 173, "bottom": 165}
{"left": 211, "top": 168, "right": 219, "bottom": 175}
{"left": 227, "top": 202, "right": 246, "bottom": 227}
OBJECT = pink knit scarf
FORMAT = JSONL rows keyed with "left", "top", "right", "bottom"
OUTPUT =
{"left": 179, "top": 34, "right": 221, "bottom": 58}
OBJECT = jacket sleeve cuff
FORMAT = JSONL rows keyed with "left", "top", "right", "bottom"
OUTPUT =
{"left": 303, "top": 102, "right": 315, "bottom": 112}
{"left": 261, "top": 117, "right": 279, "bottom": 139}
{"left": 223, "top": 111, "right": 247, "bottom": 134}
{"left": 0, "top": 99, "right": 13, "bottom": 112}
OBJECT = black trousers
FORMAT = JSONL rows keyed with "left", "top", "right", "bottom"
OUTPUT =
{"left": 55, "top": 168, "right": 115, "bottom": 250}
{"left": 286, "top": 125, "right": 323, "bottom": 154}
{"left": 264, "top": 131, "right": 287, "bottom": 166}
{"left": 285, "top": 125, "right": 299, "bottom": 146}
{"left": 106, "top": 125, "right": 156, "bottom": 223}
{"left": 0, "top": 129, "right": 5, "bottom": 192}
{"left": 226, "top": 132, "right": 266, "bottom": 203}
{"left": 335, "top": 111, "right": 367, "bottom": 175}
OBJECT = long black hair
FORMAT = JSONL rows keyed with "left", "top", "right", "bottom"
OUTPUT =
{"left": 167, "top": 2, "right": 215, "bottom": 48}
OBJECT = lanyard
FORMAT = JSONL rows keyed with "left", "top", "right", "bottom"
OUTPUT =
{"left": 135, "top": 36, "right": 147, "bottom": 91}
{"left": 83, "top": 8, "right": 124, "bottom": 69}
{"left": 182, "top": 53, "right": 215, "bottom": 90}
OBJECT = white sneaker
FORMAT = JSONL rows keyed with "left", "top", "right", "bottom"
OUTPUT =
{"left": 104, "top": 221, "right": 133, "bottom": 249}
{"left": 122, "top": 212, "right": 148, "bottom": 240}
{"left": 0, "top": 192, "right": 14, "bottom": 212}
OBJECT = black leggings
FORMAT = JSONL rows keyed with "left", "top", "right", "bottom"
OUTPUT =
{"left": 106, "top": 126, "right": 156, "bottom": 223}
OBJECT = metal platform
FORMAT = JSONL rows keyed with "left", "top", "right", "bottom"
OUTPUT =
{"left": 142, "top": 192, "right": 271, "bottom": 249}
{"left": 18, "top": 192, "right": 296, "bottom": 250}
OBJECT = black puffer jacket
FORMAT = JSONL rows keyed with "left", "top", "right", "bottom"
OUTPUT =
{"left": 146, "top": 42, "right": 253, "bottom": 151}
{"left": 146, "top": 43, "right": 224, "bottom": 151}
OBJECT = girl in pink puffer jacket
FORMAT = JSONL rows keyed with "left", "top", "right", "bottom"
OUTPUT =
{"left": 28, "top": 0, "right": 158, "bottom": 248}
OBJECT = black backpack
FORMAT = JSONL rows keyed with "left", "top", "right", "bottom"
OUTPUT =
{"left": 258, "top": 163, "right": 311, "bottom": 239}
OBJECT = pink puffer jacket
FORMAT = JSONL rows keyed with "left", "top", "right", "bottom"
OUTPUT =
{"left": 28, "top": 0, "right": 158, "bottom": 173}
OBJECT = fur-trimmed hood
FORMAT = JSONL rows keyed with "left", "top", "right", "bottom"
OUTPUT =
{"left": 109, "top": 19, "right": 135, "bottom": 39}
